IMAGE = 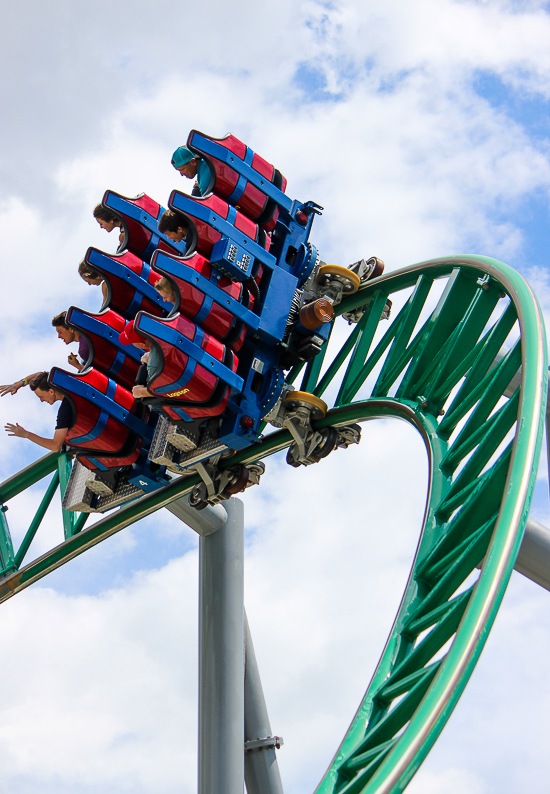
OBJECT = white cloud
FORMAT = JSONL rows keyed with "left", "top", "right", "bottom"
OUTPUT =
{"left": 407, "top": 766, "right": 486, "bottom": 794}
{"left": 311, "top": 0, "right": 550, "bottom": 91}
{"left": 0, "top": 555, "right": 199, "bottom": 794}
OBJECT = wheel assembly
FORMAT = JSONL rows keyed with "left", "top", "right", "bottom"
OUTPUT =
{"left": 317, "top": 264, "right": 361, "bottom": 296}
{"left": 224, "top": 464, "right": 250, "bottom": 495}
{"left": 310, "top": 426, "right": 339, "bottom": 461}
{"left": 283, "top": 390, "right": 328, "bottom": 420}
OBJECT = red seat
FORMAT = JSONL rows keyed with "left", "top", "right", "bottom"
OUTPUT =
{"left": 85, "top": 248, "right": 168, "bottom": 320}
{"left": 66, "top": 307, "right": 141, "bottom": 390}
{"left": 134, "top": 312, "right": 240, "bottom": 420}
{"left": 49, "top": 367, "right": 153, "bottom": 468}
{"left": 152, "top": 250, "right": 256, "bottom": 352}
{"left": 101, "top": 191, "right": 187, "bottom": 263}
{"left": 187, "top": 131, "right": 287, "bottom": 232}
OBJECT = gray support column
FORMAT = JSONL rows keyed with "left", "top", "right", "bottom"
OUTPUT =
{"left": 244, "top": 615, "right": 284, "bottom": 794}
{"left": 198, "top": 497, "right": 245, "bottom": 794}
{"left": 488, "top": 359, "right": 550, "bottom": 585}
{"left": 514, "top": 517, "right": 550, "bottom": 592}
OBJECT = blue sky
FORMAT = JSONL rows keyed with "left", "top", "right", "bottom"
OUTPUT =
{"left": 0, "top": 1, "right": 549, "bottom": 792}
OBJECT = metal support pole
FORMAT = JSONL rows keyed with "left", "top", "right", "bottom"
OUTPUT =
{"left": 514, "top": 517, "right": 550, "bottom": 592}
{"left": 169, "top": 495, "right": 284, "bottom": 792}
{"left": 198, "top": 497, "right": 245, "bottom": 794}
{"left": 244, "top": 614, "right": 285, "bottom": 794}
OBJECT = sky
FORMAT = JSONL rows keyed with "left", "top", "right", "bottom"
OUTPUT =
{"left": 0, "top": 0, "right": 549, "bottom": 792}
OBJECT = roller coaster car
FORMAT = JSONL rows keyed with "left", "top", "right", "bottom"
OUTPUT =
{"left": 68, "top": 131, "right": 365, "bottom": 505}
{"left": 100, "top": 190, "right": 187, "bottom": 264}
{"left": 85, "top": 247, "right": 169, "bottom": 320}
{"left": 65, "top": 306, "right": 142, "bottom": 391}
{"left": 184, "top": 131, "right": 324, "bottom": 292}
{"left": 134, "top": 323, "right": 288, "bottom": 471}
{"left": 49, "top": 367, "right": 155, "bottom": 469}
{"left": 186, "top": 130, "right": 288, "bottom": 232}
{"left": 52, "top": 366, "right": 170, "bottom": 512}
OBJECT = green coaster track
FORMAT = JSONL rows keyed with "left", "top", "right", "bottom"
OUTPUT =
{"left": 0, "top": 255, "right": 547, "bottom": 793}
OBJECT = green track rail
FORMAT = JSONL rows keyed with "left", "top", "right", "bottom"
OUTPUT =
{"left": 0, "top": 255, "right": 546, "bottom": 793}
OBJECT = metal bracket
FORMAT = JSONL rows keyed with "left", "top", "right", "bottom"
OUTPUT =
{"left": 245, "top": 735, "right": 284, "bottom": 753}
{"left": 476, "top": 273, "right": 491, "bottom": 290}
{"left": 285, "top": 419, "right": 325, "bottom": 464}
{"left": 282, "top": 400, "right": 323, "bottom": 464}
{"left": 190, "top": 460, "right": 266, "bottom": 509}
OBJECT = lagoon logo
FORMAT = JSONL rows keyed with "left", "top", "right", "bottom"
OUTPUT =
{"left": 166, "top": 387, "right": 190, "bottom": 397}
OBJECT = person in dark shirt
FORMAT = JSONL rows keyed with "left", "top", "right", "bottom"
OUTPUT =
{"left": 4, "top": 372, "right": 73, "bottom": 452}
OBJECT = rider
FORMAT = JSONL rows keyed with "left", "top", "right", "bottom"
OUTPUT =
{"left": 171, "top": 146, "right": 211, "bottom": 196}
{"left": 51, "top": 311, "right": 90, "bottom": 372}
{"left": 157, "top": 209, "right": 189, "bottom": 244}
{"left": 78, "top": 260, "right": 109, "bottom": 303}
{"left": 93, "top": 204, "right": 126, "bottom": 246}
{"left": 4, "top": 372, "right": 73, "bottom": 452}
{"left": 155, "top": 276, "right": 176, "bottom": 306}
{"left": 0, "top": 313, "right": 90, "bottom": 397}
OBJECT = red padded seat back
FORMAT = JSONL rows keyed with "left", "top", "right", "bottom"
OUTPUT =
{"left": 153, "top": 251, "right": 251, "bottom": 352}
{"left": 49, "top": 367, "right": 147, "bottom": 467}
{"left": 187, "top": 131, "right": 287, "bottom": 232}
{"left": 66, "top": 307, "right": 141, "bottom": 390}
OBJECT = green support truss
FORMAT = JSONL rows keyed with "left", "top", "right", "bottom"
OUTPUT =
{"left": 0, "top": 255, "right": 546, "bottom": 793}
